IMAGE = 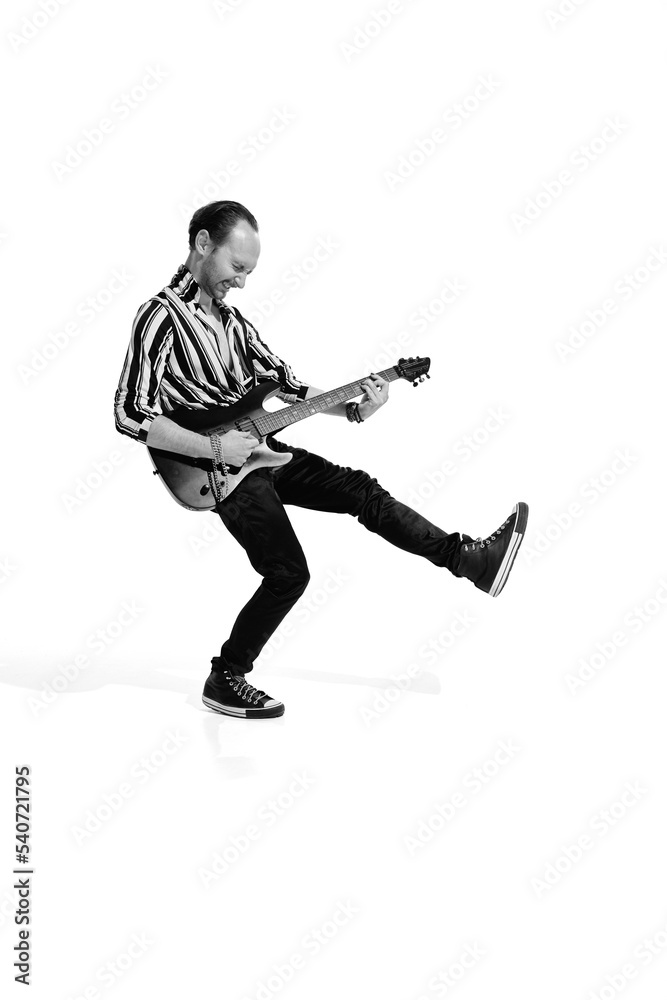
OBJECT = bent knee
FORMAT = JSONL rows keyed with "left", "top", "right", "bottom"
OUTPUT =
{"left": 293, "top": 565, "right": 311, "bottom": 595}
{"left": 337, "top": 469, "right": 388, "bottom": 515}
{"left": 266, "top": 564, "right": 310, "bottom": 599}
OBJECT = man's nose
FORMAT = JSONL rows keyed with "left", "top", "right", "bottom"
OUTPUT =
{"left": 234, "top": 274, "right": 247, "bottom": 288}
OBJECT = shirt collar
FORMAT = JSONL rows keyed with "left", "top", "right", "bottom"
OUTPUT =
{"left": 169, "top": 264, "right": 202, "bottom": 308}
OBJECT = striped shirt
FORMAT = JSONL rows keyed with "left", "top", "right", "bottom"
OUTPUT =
{"left": 114, "top": 264, "right": 310, "bottom": 442}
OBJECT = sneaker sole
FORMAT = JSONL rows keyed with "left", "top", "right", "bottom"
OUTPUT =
{"left": 488, "top": 501, "right": 529, "bottom": 597}
{"left": 202, "top": 695, "right": 285, "bottom": 719}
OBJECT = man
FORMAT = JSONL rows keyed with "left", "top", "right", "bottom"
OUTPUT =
{"left": 115, "top": 201, "right": 528, "bottom": 720}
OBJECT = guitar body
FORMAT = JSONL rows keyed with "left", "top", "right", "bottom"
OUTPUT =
{"left": 148, "top": 383, "right": 292, "bottom": 511}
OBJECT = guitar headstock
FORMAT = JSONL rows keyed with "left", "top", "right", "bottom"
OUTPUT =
{"left": 396, "top": 356, "right": 431, "bottom": 387}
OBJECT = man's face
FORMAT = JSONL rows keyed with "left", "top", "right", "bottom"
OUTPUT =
{"left": 198, "top": 222, "right": 261, "bottom": 302}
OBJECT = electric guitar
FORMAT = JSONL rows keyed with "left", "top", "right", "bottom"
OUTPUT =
{"left": 148, "top": 356, "right": 431, "bottom": 511}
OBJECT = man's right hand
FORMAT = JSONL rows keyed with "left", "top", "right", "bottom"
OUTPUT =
{"left": 215, "top": 429, "right": 259, "bottom": 467}
{"left": 146, "top": 415, "right": 260, "bottom": 468}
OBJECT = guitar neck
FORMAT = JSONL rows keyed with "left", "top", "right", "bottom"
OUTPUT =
{"left": 251, "top": 365, "right": 401, "bottom": 437}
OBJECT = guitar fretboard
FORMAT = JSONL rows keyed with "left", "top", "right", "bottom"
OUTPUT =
{"left": 256, "top": 366, "right": 400, "bottom": 435}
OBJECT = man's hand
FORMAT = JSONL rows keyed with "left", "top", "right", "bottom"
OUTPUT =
{"left": 358, "top": 373, "right": 390, "bottom": 420}
{"left": 147, "top": 415, "right": 259, "bottom": 466}
{"left": 217, "top": 429, "right": 259, "bottom": 467}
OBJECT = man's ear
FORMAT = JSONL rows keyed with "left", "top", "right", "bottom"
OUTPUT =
{"left": 195, "top": 229, "right": 211, "bottom": 256}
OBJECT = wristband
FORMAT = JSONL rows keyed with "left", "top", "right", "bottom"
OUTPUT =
{"left": 346, "top": 402, "right": 363, "bottom": 423}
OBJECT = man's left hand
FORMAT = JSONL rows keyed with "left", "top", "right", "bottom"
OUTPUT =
{"left": 358, "top": 373, "right": 390, "bottom": 420}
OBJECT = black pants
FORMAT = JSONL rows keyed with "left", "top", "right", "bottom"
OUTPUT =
{"left": 214, "top": 439, "right": 473, "bottom": 674}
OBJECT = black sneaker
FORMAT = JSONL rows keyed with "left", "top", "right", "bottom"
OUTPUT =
{"left": 202, "top": 664, "right": 285, "bottom": 719}
{"left": 456, "top": 502, "right": 529, "bottom": 597}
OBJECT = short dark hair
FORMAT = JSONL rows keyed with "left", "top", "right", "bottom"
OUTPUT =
{"left": 188, "top": 201, "right": 258, "bottom": 250}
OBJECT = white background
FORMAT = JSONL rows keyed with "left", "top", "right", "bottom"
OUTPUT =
{"left": 2, "top": 0, "right": 667, "bottom": 997}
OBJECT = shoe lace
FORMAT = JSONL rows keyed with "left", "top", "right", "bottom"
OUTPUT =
{"left": 227, "top": 673, "right": 267, "bottom": 705}
{"left": 467, "top": 513, "right": 513, "bottom": 550}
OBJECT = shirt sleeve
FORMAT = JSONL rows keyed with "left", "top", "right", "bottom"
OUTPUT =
{"left": 238, "top": 311, "right": 311, "bottom": 404}
{"left": 114, "top": 299, "right": 174, "bottom": 442}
